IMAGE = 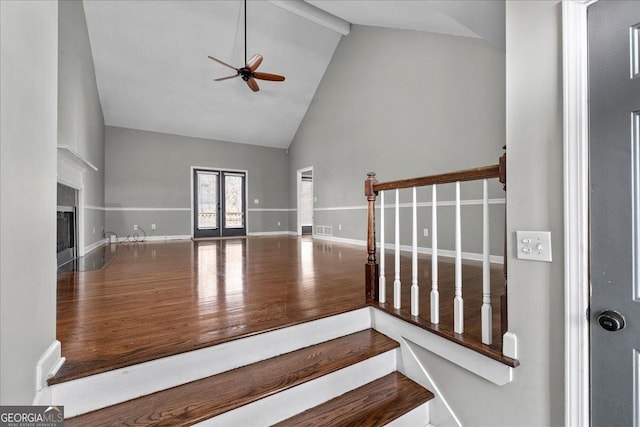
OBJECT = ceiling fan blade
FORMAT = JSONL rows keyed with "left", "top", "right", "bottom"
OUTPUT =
{"left": 246, "top": 77, "right": 260, "bottom": 92}
{"left": 253, "top": 72, "right": 285, "bottom": 82}
{"left": 246, "top": 54, "right": 263, "bottom": 72}
{"left": 208, "top": 55, "right": 238, "bottom": 71}
{"left": 214, "top": 74, "right": 239, "bottom": 81}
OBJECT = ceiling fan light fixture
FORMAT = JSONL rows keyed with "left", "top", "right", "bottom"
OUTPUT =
{"left": 208, "top": 0, "right": 285, "bottom": 92}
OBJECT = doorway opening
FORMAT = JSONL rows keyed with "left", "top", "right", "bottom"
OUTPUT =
{"left": 192, "top": 168, "right": 247, "bottom": 238}
{"left": 297, "top": 167, "right": 313, "bottom": 236}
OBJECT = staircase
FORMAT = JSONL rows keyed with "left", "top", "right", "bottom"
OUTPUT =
{"left": 53, "top": 311, "right": 435, "bottom": 426}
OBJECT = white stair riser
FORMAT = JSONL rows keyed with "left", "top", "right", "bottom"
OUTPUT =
{"left": 195, "top": 350, "right": 398, "bottom": 426}
{"left": 51, "top": 308, "right": 371, "bottom": 417}
{"left": 385, "top": 402, "right": 430, "bottom": 427}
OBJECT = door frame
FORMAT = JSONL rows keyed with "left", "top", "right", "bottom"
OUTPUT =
{"left": 190, "top": 166, "right": 249, "bottom": 238}
{"left": 562, "top": 1, "right": 597, "bottom": 426}
{"left": 296, "top": 166, "right": 313, "bottom": 236}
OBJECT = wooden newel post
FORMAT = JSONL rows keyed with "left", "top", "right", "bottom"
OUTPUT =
{"left": 498, "top": 150, "right": 508, "bottom": 338}
{"left": 365, "top": 172, "right": 379, "bottom": 301}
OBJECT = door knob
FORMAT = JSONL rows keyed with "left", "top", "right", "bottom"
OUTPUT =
{"left": 597, "top": 310, "right": 626, "bottom": 332}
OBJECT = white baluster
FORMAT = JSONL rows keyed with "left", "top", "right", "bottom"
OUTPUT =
{"left": 379, "top": 191, "right": 386, "bottom": 303}
{"left": 481, "top": 179, "right": 492, "bottom": 344}
{"left": 454, "top": 181, "right": 464, "bottom": 334}
{"left": 431, "top": 185, "right": 439, "bottom": 324}
{"left": 394, "top": 189, "right": 401, "bottom": 309}
{"left": 411, "top": 187, "right": 419, "bottom": 316}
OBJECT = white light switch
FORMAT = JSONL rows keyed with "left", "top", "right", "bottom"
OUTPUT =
{"left": 254, "top": 199, "right": 259, "bottom": 205}
{"left": 516, "top": 231, "right": 552, "bottom": 262}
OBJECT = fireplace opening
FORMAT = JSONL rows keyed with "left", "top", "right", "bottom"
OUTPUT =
{"left": 57, "top": 208, "right": 76, "bottom": 266}
{"left": 57, "top": 183, "right": 78, "bottom": 267}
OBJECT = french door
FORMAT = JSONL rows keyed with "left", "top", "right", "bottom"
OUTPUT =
{"left": 193, "top": 168, "right": 246, "bottom": 238}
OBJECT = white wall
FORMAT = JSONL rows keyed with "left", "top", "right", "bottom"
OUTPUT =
{"left": 58, "top": 0, "right": 106, "bottom": 249}
{"left": 406, "top": 2, "right": 565, "bottom": 426}
{"left": 0, "top": 0, "right": 58, "bottom": 404}
{"left": 287, "top": 24, "right": 506, "bottom": 253}
{"left": 104, "top": 126, "right": 290, "bottom": 237}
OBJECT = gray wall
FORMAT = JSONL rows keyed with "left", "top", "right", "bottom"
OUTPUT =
{"left": 1, "top": 0, "right": 58, "bottom": 404}
{"left": 105, "top": 126, "right": 289, "bottom": 237}
{"left": 406, "top": 2, "right": 565, "bottom": 426}
{"left": 287, "top": 24, "right": 506, "bottom": 255}
{"left": 58, "top": 0, "right": 106, "bottom": 248}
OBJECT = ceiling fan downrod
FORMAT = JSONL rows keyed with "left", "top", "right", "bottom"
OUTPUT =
{"left": 208, "top": 0, "right": 286, "bottom": 92}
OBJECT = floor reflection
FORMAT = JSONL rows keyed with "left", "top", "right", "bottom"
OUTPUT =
{"left": 299, "top": 237, "right": 315, "bottom": 281}
{"left": 195, "top": 239, "right": 246, "bottom": 305}
{"left": 197, "top": 242, "right": 218, "bottom": 301}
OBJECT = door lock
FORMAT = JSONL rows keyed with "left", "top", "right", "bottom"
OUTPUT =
{"left": 597, "top": 310, "right": 626, "bottom": 332}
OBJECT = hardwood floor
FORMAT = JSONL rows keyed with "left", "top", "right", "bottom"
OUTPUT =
{"left": 53, "top": 235, "right": 508, "bottom": 384}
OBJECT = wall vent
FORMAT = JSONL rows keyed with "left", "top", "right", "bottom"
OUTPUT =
{"left": 315, "top": 225, "right": 333, "bottom": 236}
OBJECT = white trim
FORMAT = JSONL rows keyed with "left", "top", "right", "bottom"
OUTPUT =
{"left": 247, "top": 208, "right": 295, "bottom": 212}
{"left": 57, "top": 145, "right": 98, "bottom": 172}
{"left": 84, "top": 238, "right": 107, "bottom": 254}
{"left": 85, "top": 205, "right": 105, "bottom": 211}
{"left": 370, "top": 307, "right": 513, "bottom": 385}
{"left": 34, "top": 340, "right": 65, "bottom": 401}
{"left": 562, "top": 1, "right": 594, "bottom": 426}
{"left": 112, "top": 235, "right": 191, "bottom": 243}
{"left": 99, "top": 207, "right": 294, "bottom": 212}
{"left": 400, "top": 339, "right": 461, "bottom": 427}
{"left": 247, "top": 231, "right": 297, "bottom": 236}
{"left": 313, "top": 234, "right": 504, "bottom": 264}
{"left": 502, "top": 331, "right": 518, "bottom": 360}
{"left": 267, "top": 0, "right": 351, "bottom": 35}
{"left": 313, "top": 198, "right": 506, "bottom": 212}
{"left": 104, "top": 207, "right": 191, "bottom": 212}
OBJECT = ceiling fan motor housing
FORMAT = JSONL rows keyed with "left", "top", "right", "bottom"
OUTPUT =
{"left": 239, "top": 68, "right": 252, "bottom": 81}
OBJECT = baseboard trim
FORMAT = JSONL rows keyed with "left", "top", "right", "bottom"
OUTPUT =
{"left": 84, "top": 238, "right": 107, "bottom": 254}
{"left": 34, "top": 340, "right": 65, "bottom": 402}
{"left": 113, "top": 235, "right": 191, "bottom": 243}
{"left": 247, "top": 231, "right": 297, "bottom": 236}
{"left": 313, "top": 235, "right": 504, "bottom": 264}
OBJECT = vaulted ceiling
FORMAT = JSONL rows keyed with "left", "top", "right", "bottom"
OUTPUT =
{"left": 83, "top": 0, "right": 504, "bottom": 149}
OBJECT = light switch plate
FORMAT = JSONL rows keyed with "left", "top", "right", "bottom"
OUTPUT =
{"left": 516, "top": 231, "right": 552, "bottom": 262}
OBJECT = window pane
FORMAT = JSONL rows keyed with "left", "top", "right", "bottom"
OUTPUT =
{"left": 197, "top": 172, "right": 218, "bottom": 229}
{"left": 225, "top": 175, "right": 244, "bottom": 228}
{"left": 302, "top": 180, "right": 313, "bottom": 225}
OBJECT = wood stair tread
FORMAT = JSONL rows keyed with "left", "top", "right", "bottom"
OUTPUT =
{"left": 65, "top": 329, "right": 398, "bottom": 426}
{"left": 274, "top": 371, "right": 434, "bottom": 427}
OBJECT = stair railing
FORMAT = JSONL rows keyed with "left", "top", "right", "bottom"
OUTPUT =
{"left": 365, "top": 153, "right": 506, "bottom": 346}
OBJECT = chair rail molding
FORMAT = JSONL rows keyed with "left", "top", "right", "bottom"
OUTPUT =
{"left": 562, "top": 1, "right": 595, "bottom": 426}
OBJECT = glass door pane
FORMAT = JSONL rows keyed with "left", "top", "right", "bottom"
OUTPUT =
{"left": 196, "top": 171, "right": 218, "bottom": 231}
{"left": 224, "top": 173, "right": 244, "bottom": 230}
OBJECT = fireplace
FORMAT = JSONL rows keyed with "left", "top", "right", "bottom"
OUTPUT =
{"left": 57, "top": 209, "right": 76, "bottom": 266}
{"left": 57, "top": 183, "right": 78, "bottom": 267}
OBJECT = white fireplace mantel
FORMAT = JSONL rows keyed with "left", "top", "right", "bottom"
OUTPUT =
{"left": 57, "top": 145, "right": 97, "bottom": 187}
{"left": 57, "top": 145, "right": 98, "bottom": 257}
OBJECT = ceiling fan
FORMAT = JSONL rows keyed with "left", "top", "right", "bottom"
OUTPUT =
{"left": 208, "top": 0, "right": 285, "bottom": 92}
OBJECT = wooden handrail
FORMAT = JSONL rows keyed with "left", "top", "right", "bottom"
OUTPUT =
{"left": 373, "top": 164, "right": 501, "bottom": 192}
{"left": 364, "top": 152, "right": 507, "bottom": 346}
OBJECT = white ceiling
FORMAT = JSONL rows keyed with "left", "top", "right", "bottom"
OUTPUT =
{"left": 83, "top": 0, "right": 504, "bottom": 149}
